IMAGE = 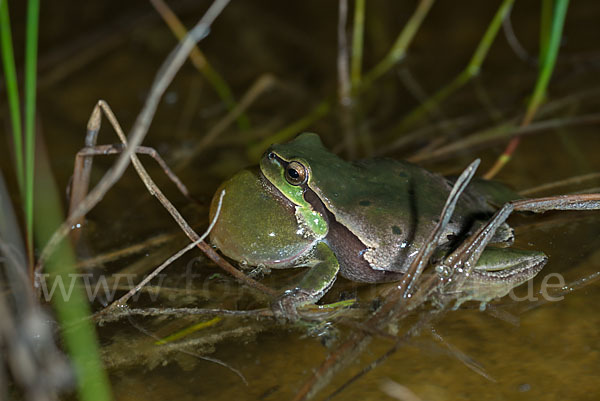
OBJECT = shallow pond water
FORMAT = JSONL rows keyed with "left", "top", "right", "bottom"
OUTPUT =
{"left": 4, "top": 1, "right": 600, "bottom": 400}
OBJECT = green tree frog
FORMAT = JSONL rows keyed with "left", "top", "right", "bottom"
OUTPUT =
{"left": 209, "top": 133, "right": 546, "bottom": 318}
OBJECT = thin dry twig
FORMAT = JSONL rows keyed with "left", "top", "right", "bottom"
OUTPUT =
{"left": 337, "top": 0, "right": 356, "bottom": 158}
{"left": 100, "top": 190, "right": 225, "bottom": 312}
{"left": 74, "top": 144, "right": 192, "bottom": 199}
{"left": 35, "top": 0, "right": 231, "bottom": 279}
{"left": 519, "top": 172, "right": 600, "bottom": 196}
{"left": 516, "top": 270, "right": 600, "bottom": 314}
{"left": 77, "top": 100, "right": 276, "bottom": 297}
{"left": 322, "top": 310, "right": 437, "bottom": 401}
{"left": 124, "top": 309, "right": 248, "bottom": 385}
{"left": 408, "top": 113, "right": 600, "bottom": 163}
{"left": 175, "top": 73, "right": 276, "bottom": 170}
{"left": 34, "top": 0, "right": 276, "bottom": 299}
{"left": 101, "top": 324, "right": 265, "bottom": 371}
{"left": 322, "top": 185, "right": 600, "bottom": 400}
{"left": 502, "top": 5, "right": 534, "bottom": 65}
{"left": 383, "top": 86, "right": 600, "bottom": 156}
{"left": 69, "top": 141, "right": 195, "bottom": 244}
{"left": 148, "top": 0, "right": 249, "bottom": 130}
{"left": 337, "top": 0, "right": 351, "bottom": 106}
{"left": 0, "top": 176, "right": 71, "bottom": 400}
{"left": 76, "top": 232, "right": 178, "bottom": 270}
{"left": 96, "top": 306, "right": 269, "bottom": 324}
{"left": 429, "top": 327, "right": 495, "bottom": 382}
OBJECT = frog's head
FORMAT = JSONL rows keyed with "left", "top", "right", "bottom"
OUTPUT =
{"left": 259, "top": 132, "right": 333, "bottom": 234}
{"left": 209, "top": 134, "right": 331, "bottom": 268}
{"left": 260, "top": 132, "right": 350, "bottom": 202}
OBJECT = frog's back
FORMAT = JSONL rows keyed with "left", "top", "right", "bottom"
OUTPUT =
{"left": 325, "top": 158, "right": 499, "bottom": 273}
{"left": 271, "top": 133, "right": 506, "bottom": 277}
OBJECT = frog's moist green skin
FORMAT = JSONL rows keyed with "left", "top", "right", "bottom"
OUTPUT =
{"left": 209, "top": 133, "right": 547, "bottom": 316}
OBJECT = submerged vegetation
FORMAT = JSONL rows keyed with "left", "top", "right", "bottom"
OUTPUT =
{"left": 1, "top": 0, "right": 600, "bottom": 400}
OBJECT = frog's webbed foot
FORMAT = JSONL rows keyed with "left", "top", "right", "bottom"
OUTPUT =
{"left": 271, "top": 242, "right": 340, "bottom": 322}
{"left": 271, "top": 288, "right": 315, "bottom": 321}
{"left": 446, "top": 247, "right": 548, "bottom": 309}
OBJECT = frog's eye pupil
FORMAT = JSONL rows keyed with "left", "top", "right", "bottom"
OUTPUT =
{"left": 284, "top": 161, "right": 307, "bottom": 185}
{"left": 268, "top": 152, "right": 276, "bottom": 160}
{"left": 288, "top": 168, "right": 299, "bottom": 179}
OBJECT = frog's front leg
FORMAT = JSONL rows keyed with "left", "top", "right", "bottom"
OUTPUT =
{"left": 451, "top": 247, "right": 548, "bottom": 309}
{"left": 272, "top": 242, "right": 340, "bottom": 320}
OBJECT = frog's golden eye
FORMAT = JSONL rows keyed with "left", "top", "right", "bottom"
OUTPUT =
{"left": 285, "top": 161, "right": 308, "bottom": 186}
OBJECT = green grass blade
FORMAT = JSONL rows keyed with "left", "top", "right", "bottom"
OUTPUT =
{"left": 392, "top": 0, "right": 514, "bottom": 134}
{"left": 0, "top": 0, "right": 24, "bottom": 190}
{"left": 483, "top": 0, "right": 569, "bottom": 179}
{"left": 201, "top": 61, "right": 251, "bottom": 129}
{"left": 24, "top": 0, "right": 39, "bottom": 264}
{"left": 247, "top": 100, "right": 330, "bottom": 161}
{"left": 35, "top": 140, "right": 112, "bottom": 401}
{"left": 22, "top": 1, "right": 113, "bottom": 399}
{"left": 539, "top": 0, "right": 554, "bottom": 72}
{"left": 350, "top": 0, "right": 365, "bottom": 89}
{"left": 523, "top": 0, "right": 569, "bottom": 124}
{"left": 155, "top": 317, "right": 222, "bottom": 345}
{"left": 360, "top": 0, "right": 435, "bottom": 91}
{"left": 466, "top": 0, "right": 515, "bottom": 74}
{"left": 148, "top": 0, "right": 250, "bottom": 130}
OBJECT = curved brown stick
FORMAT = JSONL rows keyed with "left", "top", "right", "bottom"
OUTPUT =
{"left": 70, "top": 101, "right": 277, "bottom": 298}
{"left": 512, "top": 193, "right": 600, "bottom": 212}
{"left": 99, "top": 190, "right": 224, "bottom": 312}
{"left": 34, "top": 0, "right": 231, "bottom": 283}
{"left": 68, "top": 143, "right": 194, "bottom": 245}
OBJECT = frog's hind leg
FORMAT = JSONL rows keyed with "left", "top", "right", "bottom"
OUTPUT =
{"left": 473, "top": 247, "right": 547, "bottom": 275}
{"left": 436, "top": 193, "right": 600, "bottom": 309}
{"left": 456, "top": 247, "right": 547, "bottom": 309}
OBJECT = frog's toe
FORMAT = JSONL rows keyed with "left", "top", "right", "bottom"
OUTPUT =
{"left": 271, "top": 288, "right": 314, "bottom": 321}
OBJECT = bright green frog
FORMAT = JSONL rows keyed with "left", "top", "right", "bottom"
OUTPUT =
{"left": 209, "top": 133, "right": 546, "bottom": 318}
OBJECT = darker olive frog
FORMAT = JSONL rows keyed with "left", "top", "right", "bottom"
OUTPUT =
{"left": 209, "top": 133, "right": 546, "bottom": 318}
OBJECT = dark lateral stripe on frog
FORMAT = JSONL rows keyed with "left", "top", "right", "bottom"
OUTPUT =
{"left": 304, "top": 188, "right": 404, "bottom": 283}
